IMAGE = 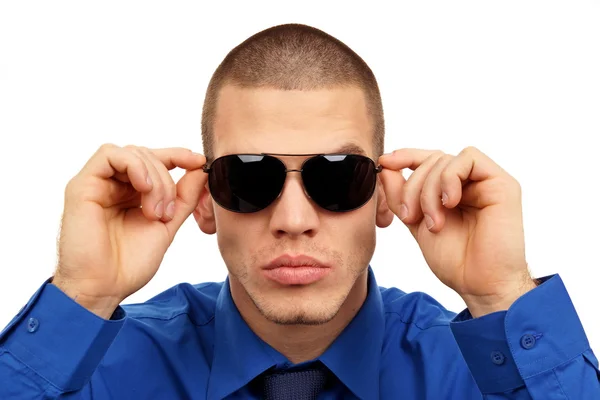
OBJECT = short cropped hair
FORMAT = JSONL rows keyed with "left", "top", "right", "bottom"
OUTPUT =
{"left": 201, "top": 23, "right": 385, "bottom": 162}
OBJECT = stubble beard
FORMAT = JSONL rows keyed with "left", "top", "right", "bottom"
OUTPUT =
{"left": 229, "top": 237, "right": 373, "bottom": 326}
{"left": 243, "top": 261, "right": 366, "bottom": 326}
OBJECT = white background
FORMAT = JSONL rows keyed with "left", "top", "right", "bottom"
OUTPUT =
{"left": 1, "top": 1, "right": 598, "bottom": 350}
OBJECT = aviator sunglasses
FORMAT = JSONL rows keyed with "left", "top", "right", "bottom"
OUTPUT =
{"left": 202, "top": 153, "right": 382, "bottom": 213}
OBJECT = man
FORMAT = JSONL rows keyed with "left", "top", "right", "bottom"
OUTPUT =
{"left": 0, "top": 23, "right": 598, "bottom": 399}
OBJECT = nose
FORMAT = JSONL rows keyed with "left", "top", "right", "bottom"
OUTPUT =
{"left": 269, "top": 172, "right": 320, "bottom": 238}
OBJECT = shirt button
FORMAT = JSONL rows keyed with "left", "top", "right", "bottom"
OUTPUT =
{"left": 27, "top": 317, "right": 39, "bottom": 333}
{"left": 490, "top": 351, "right": 505, "bottom": 365}
{"left": 520, "top": 334, "right": 536, "bottom": 349}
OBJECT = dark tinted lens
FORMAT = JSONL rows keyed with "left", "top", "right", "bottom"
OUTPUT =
{"left": 302, "top": 155, "right": 377, "bottom": 212}
{"left": 208, "top": 155, "right": 286, "bottom": 213}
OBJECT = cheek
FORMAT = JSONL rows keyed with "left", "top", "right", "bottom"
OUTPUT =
{"left": 214, "top": 212, "right": 263, "bottom": 261}
{"left": 325, "top": 204, "right": 377, "bottom": 248}
{"left": 350, "top": 213, "right": 377, "bottom": 251}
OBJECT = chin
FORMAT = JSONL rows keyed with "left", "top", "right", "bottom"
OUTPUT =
{"left": 250, "top": 287, "right": 349, "bottom": 326}
{"left": 261, "top": 307, "right": 340, "bottom": 326}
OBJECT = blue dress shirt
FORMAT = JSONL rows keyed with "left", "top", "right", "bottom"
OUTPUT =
{"left": 1, "top": 267, "right": 598, "bottom": 399}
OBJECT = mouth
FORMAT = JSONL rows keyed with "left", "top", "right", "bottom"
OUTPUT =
{"left": 262, "top": 254, "right": 331, "bottom": 285}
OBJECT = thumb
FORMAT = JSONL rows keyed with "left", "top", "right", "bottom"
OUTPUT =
{"left": 379, "top": 168, "right": 406, "bottom": 219}
{"left": 379, "top": 168, "right": 419, "bottom": 238}
{"left": 165, "top": 168, "right": 209, "bottom": 233}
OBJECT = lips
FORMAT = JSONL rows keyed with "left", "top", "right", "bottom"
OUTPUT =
{"left": 262, "top": 255, "right": 331, "bottom": 285}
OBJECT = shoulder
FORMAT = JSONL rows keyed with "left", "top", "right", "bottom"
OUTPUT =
{"left": 120, "top": 280, "right": 224, "bottom": 326}
{"left": 377, "top": 285, "right": 467, "bottom": 366}
{"left": 97, "top": 281, "right": 225, "bottom": 389}
{"left": 377, "top": 286, "right": 482, "bottom": 398}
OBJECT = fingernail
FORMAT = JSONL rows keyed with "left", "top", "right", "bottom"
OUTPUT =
{"left": 146, "top": 175, "right": 153, "bottom": 187}
{"left": 424, "top": 214, "right": 435, "bottom": 230}
{"left": 155, "top": 200, "right": 164, "bottom": 218}
{"left": 399, "top": 203, "right": 409, "bottom": 220}
{"left": 441, "top": 192, "right": 448, "bottom": 205}
{"left": 165, "top": 201, "right": 175, "bottom": 219}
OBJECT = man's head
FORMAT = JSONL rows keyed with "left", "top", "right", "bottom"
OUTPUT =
{"left": 195, "top": 23, "right": 394, "bottom": 326}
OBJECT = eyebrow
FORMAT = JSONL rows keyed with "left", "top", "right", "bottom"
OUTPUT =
{"left": 328, "top": 143, "right": 368, "bottom": 156}
{"left": 215, "top": 143, "right": 369, "bottom": 162}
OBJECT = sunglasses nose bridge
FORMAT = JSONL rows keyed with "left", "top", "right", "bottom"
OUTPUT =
{"left": 275, "top": 168, "right": 315, "bottom": 206}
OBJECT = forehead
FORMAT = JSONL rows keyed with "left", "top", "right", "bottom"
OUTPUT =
{"left": 212, "top": 85, "right": 373, "bottom": 158}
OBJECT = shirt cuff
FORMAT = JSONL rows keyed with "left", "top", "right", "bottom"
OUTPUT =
{"left": 449, "top": 274, "right": 590, "bottom": 394}
{"left": 0, "top": 279, "right": 125, "bottom": 392}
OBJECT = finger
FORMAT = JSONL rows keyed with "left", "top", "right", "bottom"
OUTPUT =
{"left": 420, "top": 154, "right": 454, "bottom": 232}
{"left": 378, "top": 148, "right": 441, "bottom": 171}
{"left": 70, "top": 145, "right": 153, "bottom": 211}
{"left": 127, "top": 147, "right": 166, "bottom": 221}
{"left": 80, "top": 144, "right": 153, "bottom": 192}
{"left": 379, "top": 168, "right": 407, "bottom": 221}
{"left": 440, "top": 146, "right": 517, "bottom": 209}
{"left": 138, "top": 147, "right": 178, "bottom": 222}
{"left": 148, "top": 147, "right": 206, "bottom": 171}
{"left": 395, "top": 151, "right": 445, "bottom": 225}
{"left": 164, "top": 168, "right": 209, "bottom": 236}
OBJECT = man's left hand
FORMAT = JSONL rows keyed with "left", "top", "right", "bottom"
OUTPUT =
{"left": 378, "top": 146, "right": 537, "bottom": 318}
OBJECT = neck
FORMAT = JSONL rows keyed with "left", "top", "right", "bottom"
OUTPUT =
{"left": 230, "top": 271, "right": 368, "bottom": 364}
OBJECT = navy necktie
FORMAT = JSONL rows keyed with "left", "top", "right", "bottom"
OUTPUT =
{"left": 261, "top": 367, "right": 329, "bottom": 400}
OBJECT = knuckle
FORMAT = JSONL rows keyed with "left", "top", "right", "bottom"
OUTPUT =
{"left": 64, "top": 176, "right": 79, "bottom": 196}
{"left": 65, "top": 176, "right": 90, "bottom": 200}
{"left": 438, "top": 154, "right": 453, "bottom": 165}
{"left": 123, "top": 144, "right": 138, "bottom": 151}
{"left": 499, "top": 176, "right": 519, "bottom": 192}
{"left": 99, "top": 143, "right": 118, "bottom": 153}
{"left": 462, "top": 146, "right": 479, "bottom": 156}
{"left": 124, "top": 146, "right": 148, "bottom": 163}
{"left": 136, "top": 146, "right": 156, "bottom": 161}
{"left": 124, "top": 147, "right": 146, "bottom": 166}
{"left": 125, "top": 145, "right": 150, "bottom": 158}
{"left": 127, "top": 146, "right": 144, "bottom": 157}
{"left": 427, "top": 151, "right": 445, "bottom": 162}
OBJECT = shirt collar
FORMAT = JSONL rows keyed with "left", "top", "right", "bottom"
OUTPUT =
{"left": 207, "top": 266, "right": 384, "bottom": 400}
{"left": 319, "top": 267, "right": 384, "bottom": 399}
{"left": 206, "top": 277, "right": 283, "bottom": 400}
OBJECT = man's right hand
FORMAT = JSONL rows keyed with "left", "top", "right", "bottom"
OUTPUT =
{"left": 52, "top": 144, "right": 208, "bottom": 319}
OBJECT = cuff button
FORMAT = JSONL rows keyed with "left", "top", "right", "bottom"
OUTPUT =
{"left": 491, "top": 351, "right": 505, "bottom": 365}
{"left": 520, "top": 334, "right": 536, "bottom": 349}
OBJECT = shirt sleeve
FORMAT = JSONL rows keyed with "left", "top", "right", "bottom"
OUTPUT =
{"left": 0, "top": 279, "right": 126, "bottom": 398}
{"left": 449, "top": 274, "right": 600, "bottom": 399}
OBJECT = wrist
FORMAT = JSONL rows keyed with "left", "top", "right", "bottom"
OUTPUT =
{"left": 461, "top": 278, "right": 539, "bottom": 318}
{"left": 51, "top": 276, "right": 122, "bottom": 320}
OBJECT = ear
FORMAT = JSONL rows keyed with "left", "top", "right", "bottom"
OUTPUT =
{"left": 375, "top": 177, "right": 394, "bottom": 228}
{"left": 193, "top": 182, "right": 216, "bottom": 234}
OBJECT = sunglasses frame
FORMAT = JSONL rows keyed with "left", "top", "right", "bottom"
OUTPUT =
{"left": 202, "top": 152, "right": 383, "bottom": 213}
